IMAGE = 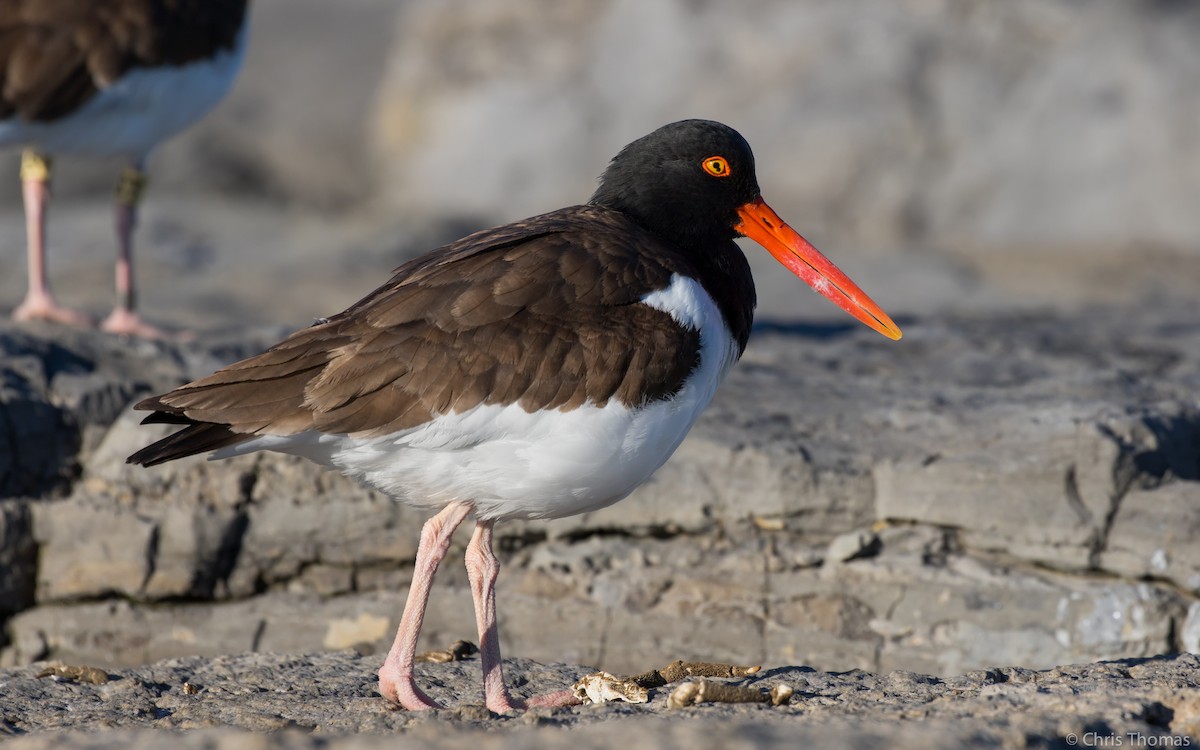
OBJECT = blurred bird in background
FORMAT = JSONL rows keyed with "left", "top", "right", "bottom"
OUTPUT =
{"left": 0, "top": 0, "right": 249, "bottom": 338}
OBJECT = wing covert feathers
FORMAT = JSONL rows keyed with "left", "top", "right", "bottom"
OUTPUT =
{"left": 127, "top": 206, "right": 705, "bottom": 465}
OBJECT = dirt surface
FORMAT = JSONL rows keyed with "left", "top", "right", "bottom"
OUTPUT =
{"left": 2, "top": 651, "right": 1199, "bottom": 748}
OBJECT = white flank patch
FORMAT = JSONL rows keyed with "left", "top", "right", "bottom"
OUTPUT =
{"left": 0, "top": 27, "right": 248, "bottom": 158}
{"left": 215, "top": 274, "right": 742, "bottom": 522}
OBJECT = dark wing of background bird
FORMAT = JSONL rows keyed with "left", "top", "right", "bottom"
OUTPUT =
{"left": 0, "top": 0, "right": 247, "bottom": 122}
{"left": 129, "top": 205, "right": 704, "bottom": 466}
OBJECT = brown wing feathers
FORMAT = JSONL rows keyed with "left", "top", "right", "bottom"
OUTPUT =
{"left": 128, "top": 206, "right": 703, "bottom": 467}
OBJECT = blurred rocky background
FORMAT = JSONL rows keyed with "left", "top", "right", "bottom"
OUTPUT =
{"left": 2, "top": 0, "right": 1199, "bottom": 690}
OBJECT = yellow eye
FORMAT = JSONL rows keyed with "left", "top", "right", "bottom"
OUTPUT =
{"left": 702, "top": 156, "right": 731, "bottom": 178}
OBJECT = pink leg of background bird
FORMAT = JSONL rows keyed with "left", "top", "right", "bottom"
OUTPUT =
{"left": 465, "top": 519, "right": 580, "bottom": 713}
{"left": 378, "top": 501, "right": 472, "bottom": 710}
{"left": 101, "top": 161, "right": 173, "bottom": 338}
{"left": 12, "top": 151, "right": 92, "bottom": 326}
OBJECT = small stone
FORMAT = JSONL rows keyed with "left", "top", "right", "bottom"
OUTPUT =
{"left": 770, "top": 684, "right": 795, "bottom": 706}
{"left": 415, "top": 640, "right": 478, "bottom": 663}
{"left": 826, "top": 530, "right": 880, "bottom": 563}
{"left": 668, "top": 679, "right": 770, "bottom": 708}
{"left": 36, "top": 663, "right": 110, "bottom": 685}
{"left": 752, "top": 515, "right": 786, "bottom": 531}
{"left": 667, "top": 681, "right": 701, "bottom": 709}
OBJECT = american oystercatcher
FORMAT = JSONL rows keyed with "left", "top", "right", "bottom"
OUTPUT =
{"left": 1, "top": 0, "right": 249, "bottom": 337}
{"left": 128, "top": 119, "right": 901, "bottom": 712}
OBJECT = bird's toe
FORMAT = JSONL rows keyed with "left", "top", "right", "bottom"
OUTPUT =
{"left": 378, "top": 665, "right": 443, "bottom": 711}
{"left": 100, "top": 309, "right": 190, "bottom": 340}
{"left": 12, "top": 296, "right": 93, "bottom": 327}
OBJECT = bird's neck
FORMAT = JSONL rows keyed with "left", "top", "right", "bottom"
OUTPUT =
{"left": 689, "top": 238, "right": 756, "bottom": 354}
{"left": 588, "top": 197, "right": 757, "bottom": 352}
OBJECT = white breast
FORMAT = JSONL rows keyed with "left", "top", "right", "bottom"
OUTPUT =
{"left": 0, "top": 27, "right": 248, "bottom": 159}
{"left": 215, "top": 274, "right": 742, "bottom": 522}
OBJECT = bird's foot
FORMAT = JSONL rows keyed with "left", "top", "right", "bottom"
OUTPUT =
{"left": 12, "top": 294, "right": 93, "bottom": 327}
{"left": 487, "top": 688, "right": 582, "bottom": 714}
{"left": 100, "top": 308, "right": 191, "bottom": 340}
{"left": 378, "top": 663, "right": 443, "bottom": 711}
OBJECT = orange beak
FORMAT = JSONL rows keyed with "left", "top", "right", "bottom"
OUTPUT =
{"left": 735, "top": 197, "right": 902, "bottom": 340}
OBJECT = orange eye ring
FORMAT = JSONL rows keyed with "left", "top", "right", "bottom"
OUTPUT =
{"left": 702, "top": 155, "right": 731, "bottom": 178}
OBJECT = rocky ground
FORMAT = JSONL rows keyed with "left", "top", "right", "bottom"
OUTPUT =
{"left": 1, "top": 296, "right": 1199, "bottom": 747}
{"left": 2, "top": 651, "right": 1200, "bottom": 749}
{"left": 2, "top": 0, "right": 1200, "bottom": 746}
{"left": 2, "top": 296, "right": 1199, "bottom": 677}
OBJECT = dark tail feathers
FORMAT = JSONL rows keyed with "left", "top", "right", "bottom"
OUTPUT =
{"left": 126, "top": 414, "right": 249, "bottom": 467}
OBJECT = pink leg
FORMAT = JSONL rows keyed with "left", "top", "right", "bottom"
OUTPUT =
{"left": 379, "top": 501, "right": 473, "bottom": 710}
{"left": 465, "top": 520, "right": 581, "bottom": 713}
{"left": 12, "top": 150, "right": 92, "bottom": 327}
{"left": 100, "top": 162, "right": 176, "bottom": 339}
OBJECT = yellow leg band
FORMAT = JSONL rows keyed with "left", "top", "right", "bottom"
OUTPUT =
{"left": 115, "top": 166, "right": 148, "bottom": 207}
{"left": 19, "top": 149, "right": 52, "bottom": 183}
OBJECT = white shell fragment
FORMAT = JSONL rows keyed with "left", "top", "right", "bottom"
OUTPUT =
{"left": 572, "top": 671, "right": 650, "bottom": 704}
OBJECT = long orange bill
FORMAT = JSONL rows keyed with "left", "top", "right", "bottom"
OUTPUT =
{"left": 735, "top": 196, "right": 902, "bottom": 340}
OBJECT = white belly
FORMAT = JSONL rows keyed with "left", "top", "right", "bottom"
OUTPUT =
{"left": 0, "top": 28, "right": 247, "bottom": 158}
{"left": 215, "top": 274, "right": 742, "bottom": 521}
